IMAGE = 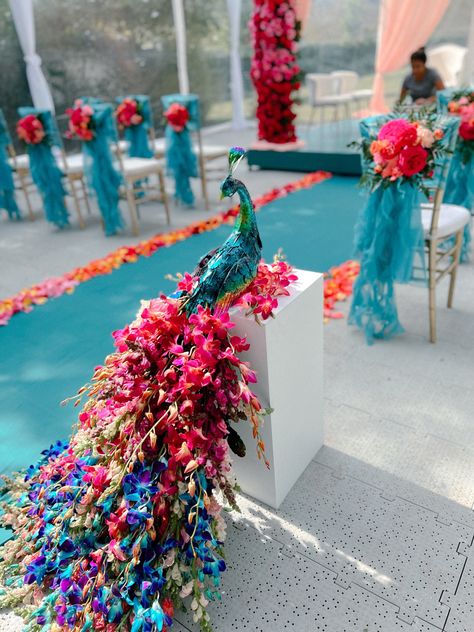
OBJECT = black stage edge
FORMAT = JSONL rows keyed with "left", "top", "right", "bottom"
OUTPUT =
{"left": 247, "top": 119, "right": 362, "bottom": 176}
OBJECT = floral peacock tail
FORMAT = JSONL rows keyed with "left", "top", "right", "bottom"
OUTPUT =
{"left": 0, "top": 261, "right": 297, "bottom": 632}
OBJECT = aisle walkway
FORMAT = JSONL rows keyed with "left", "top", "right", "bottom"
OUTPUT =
{"left": 1, "top": 153, "right": 473, "bottom": 631}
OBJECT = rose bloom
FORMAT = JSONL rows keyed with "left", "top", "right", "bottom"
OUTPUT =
{"left": 164, "top": 103, "right": 189, "bottom": 132}
{"left": 379, "top": 119, "right": 418, "bottom": 151}
{"left": 398, "top": 144, "right": 428, "bottom": 177}
{"left": 459, "top": 119, "right": 474, "bottom": 141}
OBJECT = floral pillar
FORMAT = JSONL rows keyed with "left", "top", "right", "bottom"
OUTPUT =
{"left": 250, "top": 0, "right": 302, "bottom": 146}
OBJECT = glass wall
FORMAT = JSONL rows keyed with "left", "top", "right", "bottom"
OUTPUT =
{"left": 0, "top": 0, "right": 472, "bottom": 137}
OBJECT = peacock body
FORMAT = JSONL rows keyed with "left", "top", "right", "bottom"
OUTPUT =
{"left": 182, "top": 147, "right": 262, "bottom": 315}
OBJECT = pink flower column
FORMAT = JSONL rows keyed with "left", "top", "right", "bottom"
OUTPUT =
{"left": 250, "top": 0, "right": 302, "bottom": 144}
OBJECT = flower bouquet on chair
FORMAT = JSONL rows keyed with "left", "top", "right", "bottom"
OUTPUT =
{"left": 349, "top": 114, "right": 447, "bottom": 343}
{"left": 116, "top": 97, "right": 153, "bottom": 159}
{"left": 16, "top": 110, "right": 69, "bottom": 228}
{"left": 163, "top": 102, "right": 198, "bottom": 207}
{"left": 439, "top": 89, "right": 474, "bottom": 260}
{"left": 66, "top": 100, "right": 124, "bottom": 236}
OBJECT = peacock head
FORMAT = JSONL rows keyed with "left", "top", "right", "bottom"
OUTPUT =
{"left": 220, "top": 146, "right": 246, "bottom": 199}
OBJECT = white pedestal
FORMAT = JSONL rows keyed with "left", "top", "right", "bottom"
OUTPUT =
{"left": 231, "top": 269, "right": 324, "bottom": 509}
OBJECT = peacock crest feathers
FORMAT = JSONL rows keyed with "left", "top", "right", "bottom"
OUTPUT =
{"left": 228, "top": 146, "right": 246, "bottom": 174}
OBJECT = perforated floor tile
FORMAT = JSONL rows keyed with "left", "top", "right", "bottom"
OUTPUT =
{"left": 177, "top": 523, "right": 443, "bottom": 632}
{"left": 324, "top": 346, "right": 474, "bottom": 456}
{"left": 440, "top": 538, "right": 474, "bottom": 632}
{"left": 233, "top": 461, "right": 470, "bottom": 628}
{"left": 321, "top": 402, "right": 474, "bottom": 528}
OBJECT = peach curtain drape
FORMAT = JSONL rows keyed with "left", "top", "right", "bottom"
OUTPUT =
{"left": 293, "top": 0, "right": 312, "bottom": 31}
{"left": 370, "top": 0, "right": 450, "bottom": 112}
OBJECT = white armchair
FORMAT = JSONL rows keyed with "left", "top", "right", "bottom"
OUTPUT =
{"left": 427, "top": 44, "right": 467, "bottom": 88}
{"left": 306, "top": 73, "right": 352, "bottom": 127}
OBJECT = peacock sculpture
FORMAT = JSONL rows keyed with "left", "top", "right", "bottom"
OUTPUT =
{"left": 182, "top": 146, "right": 262, "bottom": 315}
{"left": 0, "top": 146, "right": 282, "bottom": 632}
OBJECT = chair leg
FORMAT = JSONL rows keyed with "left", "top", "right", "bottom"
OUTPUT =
{"left": 18, "top": 172, "right": 35, "bottom": 221}
{"left": 125, "top": 185, "right": 140, "bottom": 236}
{"left": 307, "top": 105, "right": 316, "bottom": 130}
{"left": 70, "top": 179, "right": 85, "bottom": 229}
{"left": 81, "top": 178, "right": 92, "bottom": 215}
{"left": 428, "top": 241, "right": 437, "bottom": 343}
{"left": 158, "top": 170, "right": 171, "bottom": 225}
{"left": 447, "top": 229, "right": 463, "bottom": 308}
{"left": 199, "top": 155, "right": 209, "bottom": 211}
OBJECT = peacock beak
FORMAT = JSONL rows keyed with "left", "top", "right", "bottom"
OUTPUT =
{"left": 219, "top": 191, "right": 225, "bottom": 200}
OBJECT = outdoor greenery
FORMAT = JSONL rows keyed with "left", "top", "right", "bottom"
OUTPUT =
{"left": 0, "top": 0, "right": 471, "bottom": 140}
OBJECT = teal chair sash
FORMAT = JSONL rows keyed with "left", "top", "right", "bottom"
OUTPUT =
{"left": 0, "top": 108, "right": 20, "bottom": 219}
{"left": 17, "top": 107, "right": 69, "bottom": 228}
{"left": 81, "top": 103, "right": 124, "bottom": 236}
{"left": 161, "top": 93, "right": 198, "bottom": 206}
{"left": 116, "top": 94, "right": 153, "bottom": 158}
{"left": 437, "top": 94, "right": 473, "bottom": 259}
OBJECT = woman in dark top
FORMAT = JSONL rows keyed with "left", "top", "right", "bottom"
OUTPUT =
{"left": 399, "top": 48, "right": 445, "bottom": 104}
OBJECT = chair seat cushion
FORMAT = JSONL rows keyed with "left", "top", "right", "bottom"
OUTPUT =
{"left": 10, "top": 154, "right": 29, "bottom": 170}
{"left": 199, "top": 144, "right": 228, "bottom": 159}
{"left": 353, "top": 88, "right": 373, "bottom": 99}
{"left": 422, "top": 203, "right": 470, "bottom": 239}
{"left": 122, "top": 157, "right": 163, "bottom": 176}
{"left": 63, "top": 153, "right": 84, "bottom": 174}
{"left": 314, "top": 95, "right": 352, "bottom": 105}
{"left": 152, "top": 138, "right": 226, "bottom": 160}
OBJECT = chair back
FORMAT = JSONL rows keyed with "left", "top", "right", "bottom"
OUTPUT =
{"left": 306, "top": 73, "right": 338, "bottom": 103}
{"left": 332, "top": 71, "right": 358, "bottom": 96}
{"left": 436, "top": 88, "right": 455, "bottom": 114}
{"left": 427, "top": 44, "right": 467, "bottom": 88}
{"left": 161, "top": 94, "right": 201, "bottom": 132}
{"left": 429, "top": 115, "right": 460, "bottom": 235}
{"left": 0, "top": 108, "right": 12, "bottom": 147}
{"left": 358, "top": 114, "right": 389, "bottom": 172}
{"left": 77, "top": 96, "right": 104, "bottom": 106}
{"left": 116, "top": 94, "right": 154, "bottom": 130}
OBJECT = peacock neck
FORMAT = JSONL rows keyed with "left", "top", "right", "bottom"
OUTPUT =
{"left": 233, "top": 180, "right": 257, "bottom": 235}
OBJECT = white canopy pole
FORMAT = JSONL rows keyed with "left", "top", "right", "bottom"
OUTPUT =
{"left": 171, "top": 0, "right": 190, "bottom": 95}
{"left": 226, "top": 0, "right": 247, "bottom": 130}
{"left": 9, "top": 0, "right": 55, "bottom": 112}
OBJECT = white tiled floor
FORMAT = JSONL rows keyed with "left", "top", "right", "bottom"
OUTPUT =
{"left": 1, "top": 129, "right": 473, "bottom": 631}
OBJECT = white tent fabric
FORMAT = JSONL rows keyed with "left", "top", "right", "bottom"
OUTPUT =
{"left": 226, "top": 0, "right": 247, "bottom": 130}
{"left": 171, "top": 0, "right": 190, "bottom": 95}
{"left": 462, "top": 5, "right": 474, "bottom": 84}
{"left": 9, "top": 0, "right": 55, "bottom": 112}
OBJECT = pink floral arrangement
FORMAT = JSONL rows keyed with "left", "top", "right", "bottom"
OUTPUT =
{"left": 447, "top": 92, "right": 474, "bottom": 162}
{"left": 355, "top": 116, "right": 447, "bottom": 191}
{"left": 65, "top": 100, "right": 95, "bottom": 141}
{"left": 116, "top": 97, "right": 143, "bottom": 128}
{"left": 16, "top": 114, "right": 46, "bottom": 145}
{"left": 250, "top": 0, "right": 301, "bottom": 144}
{"left": 164, "top": 103, "right": 190, "bottom": 133}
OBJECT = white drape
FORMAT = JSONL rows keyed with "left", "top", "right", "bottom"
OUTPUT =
{"left": 463, "top": 5, "right": 474, "bottom": 84}
{"left": 9, "top": 0, "right": 55, "bottom": 112}
{"left": 226, "top": 0, "right": 246, "bottom": 130}
{"left": 171, "top": 0, "right": 190, "bottom": 95}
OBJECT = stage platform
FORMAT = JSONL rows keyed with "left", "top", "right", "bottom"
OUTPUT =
{"left": 247, "top": 119, "right": 362, "bottom": 176}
